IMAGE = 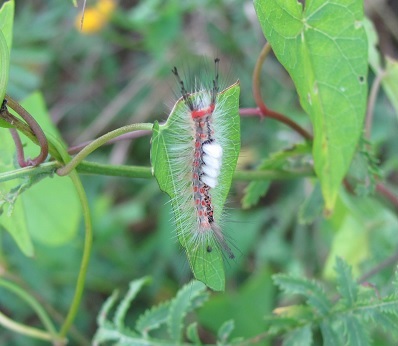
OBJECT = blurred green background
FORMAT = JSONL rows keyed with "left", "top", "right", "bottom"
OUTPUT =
{"left": 1, "top": 0, "right": 398, "bottom": 345}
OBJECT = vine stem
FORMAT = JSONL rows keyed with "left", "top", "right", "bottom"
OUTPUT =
{"left": 363, "top": 71, "right": 398, "bottom": 212}
{"left": 46, "top": 135, "right": 93, "bottom": 340}
{"left": 59, "top": 167, "right": 92, "bottom": 339}
{"left": 4, "top": 95, "right": 49, "bottom": 166}
{"left": 57, "top": 123, "right": 153, "bottom": 176}
{"left": 358, "top": 250, "right": 398, "bottom": 285}
{"left": 365, "top": 70, "right": 386, "bottom": 140}
{"left": 0, "top": 279, "right": 57, "bottom": 336}
{"left": 0, "top": 102, "right": 62, "bottom": 162}
{"left": 252, "top": 43, "right": 312, "bottom": 141}
{"left": 376, "top": 183, "right": 398, "bottom": 212}
{"left": 0, "top": 161, "right": 314, "bottom": 184}
{"left": 0, "top": 162, "right": 59, "bottom": 182}
{"left": 68, "top": 129, "right": 152, "bottom": 155}
{"left": 9, "top": 128, "right": 28, "bottom": 167}
{"left": 0, "top": 279, "right": 66, "bottom": 344}
{"left": 239, "top": 107, "right": 262, "bottom": 117}
{"left": 0, "top": 311, "right": 56, "bottom": 343}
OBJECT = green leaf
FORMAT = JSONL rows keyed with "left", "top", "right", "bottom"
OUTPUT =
{"left": 253, "top": 143, "right": 312, "bottom": 171}
{"left": 335, "top": 257, "right": 358, "bottom": 308}
{"left": 264, "top": 316, "right": 299, "bottom": 336}
{"left": 382, "top": 57, "right": 398, "bottom": 117}
{"left": 283, "top": 325, "right": 312, "bottom": 346}
{"left": 322, "top": 191, "right": 397, "bottom": 279}
{"left": 254, "top": 0, "right": 368, "bottom": 211}
{"left": 20, "top": 174, "right": 82, "bottom": 246}
{"left": 324, "top": 215, "right": 369, "bottom": 280}
{"left": 94, "top": 279, "right": 210, "bottom": 345}
{"left": 273, "top": 274, "right": 331, "bottom": 316}
{"left": 364, "top": 311, "right": 398, "bottom": 336}
{"left": 363, "top": 17, "right": 381, "bottom": 72}
{"left": 0, "top": 0, "right": 14, "bottom": 48}
{"left": 366, "top": 297, "right": 398, "bottom": 315}
{"left": 0, "top": 131, "right": 34, "bottom": 256}
{"left": 199, "top": 268, "right": 274, "bottom": 340}
{"left": 18, "top": 92, "right": 62, "bottom": 145}
{"left": 151, "top": 83, "right": 240, "bottom": 291}
{"left": 0, "top": 0, "right": 14, "bottom": 101}
{"left": 97, "top": 290, "right": 119, "bottom": 326}
{"left": 186, "top": 322, "right": 202, "bottom": 345}
{"left": 242, "top": 180, "right": 270, "bottom": 209}
{"left": 343, "top": 315, "right": 371, "bottom": 346}
{"left": 217, "top": 319, "right": 235, "bottom": 344}
{"left": 3, "top": 93, "right": 82, "bottom": 246}
{"left": 114, "top": 277, "right": 151, "bottom": 330}
{"left": 167, "top": 280, "right": 207, "bottom": 342}
{"left": 320, "top": 321, "right": 343, "bottom": 346}
{"left": 298, "top": 182, "right": 324, "bottom": 224}
{"left": 135, "top": 300, "right": 171, "bottom": 336}
{"left": 347, "top": 137, "right": 380, "bottom": 196}
{"left": 242, "top": 143, "right": 311, "bottom": 209}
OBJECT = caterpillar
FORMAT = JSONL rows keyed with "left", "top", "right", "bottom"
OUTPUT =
{"left": 151, "top": 58, "right": 240, "bottom": 290}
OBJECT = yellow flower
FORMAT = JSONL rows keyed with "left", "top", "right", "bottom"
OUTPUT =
{"left": 75, "top": 0, "right": 116, "bottom": 34}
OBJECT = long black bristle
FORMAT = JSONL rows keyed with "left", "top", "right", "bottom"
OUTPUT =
{"left": 172, "top": 66, "right": 194, "bottom": 111}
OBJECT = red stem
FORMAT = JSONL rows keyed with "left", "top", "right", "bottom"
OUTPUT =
{"left": 252, "top": 43, "right": 313, "bottom": 141}
{"left": 4, "top": 95, "right": 49, "bottom": 166}
{"left": 9, "top": 128, "right": 29, "bottom": 167}
{"left": 376, "top": 183, "right": 398, "bottom": 212}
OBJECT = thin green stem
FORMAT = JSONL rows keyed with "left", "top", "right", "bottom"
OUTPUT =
{"left": 47, "top": 136, "right": 93, "bottom": 339}
{"left": 77, "top": 162, "right": 313, "bottom": 181}
{"left": 76, "top": 161, "right": 153, "bottom": 178}
{"left": 0, "top": 279, "right": 58, "bottom": 337}
{"left": 57, "top": 123, "right": 153, "bottom": 176}
{"left": 233, "top": 168, "right": 313, "bottom": 181}
{"left": 0, "top": 160, "right": 313, "bottom": 184}
{"left": 0, "top": 161, "right": 59, "bottom": 183}
{"left": 0, "top": 311, "right": 57, "bottom": 343}
{"left": 59, "top": 167, "right": 92, "bottom": 338}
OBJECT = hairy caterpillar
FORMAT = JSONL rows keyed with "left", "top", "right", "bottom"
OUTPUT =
{"left": 151, "top": 58, "right": 240, "bottom": 290}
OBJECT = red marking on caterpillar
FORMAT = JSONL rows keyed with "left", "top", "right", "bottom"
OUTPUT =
{"left": 191, "top": 104, "right": 215, "bottom": 118}
{"left": 171, "top": 58, "right": 235, "bottom": 260}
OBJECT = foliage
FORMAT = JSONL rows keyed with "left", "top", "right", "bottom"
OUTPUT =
{"left": 242, "top": 142, "right": 312, "bottom": 209}
{"left": 265, "top": 258, "right": 398, "bottom": 346}
{"left": 93, "top": 278, "right": 212, "bottom": 345}
{"left": 1, "top": 0, "right": 398, "bottom": 345}
{"left": 0, "top": 0, "right": 12, "bottom": 103}
{"left": 254, "top": 0, "right": 368, "bottom": 211}
{"left": 93, "top": 258, "right": 398, "bottom": 345}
